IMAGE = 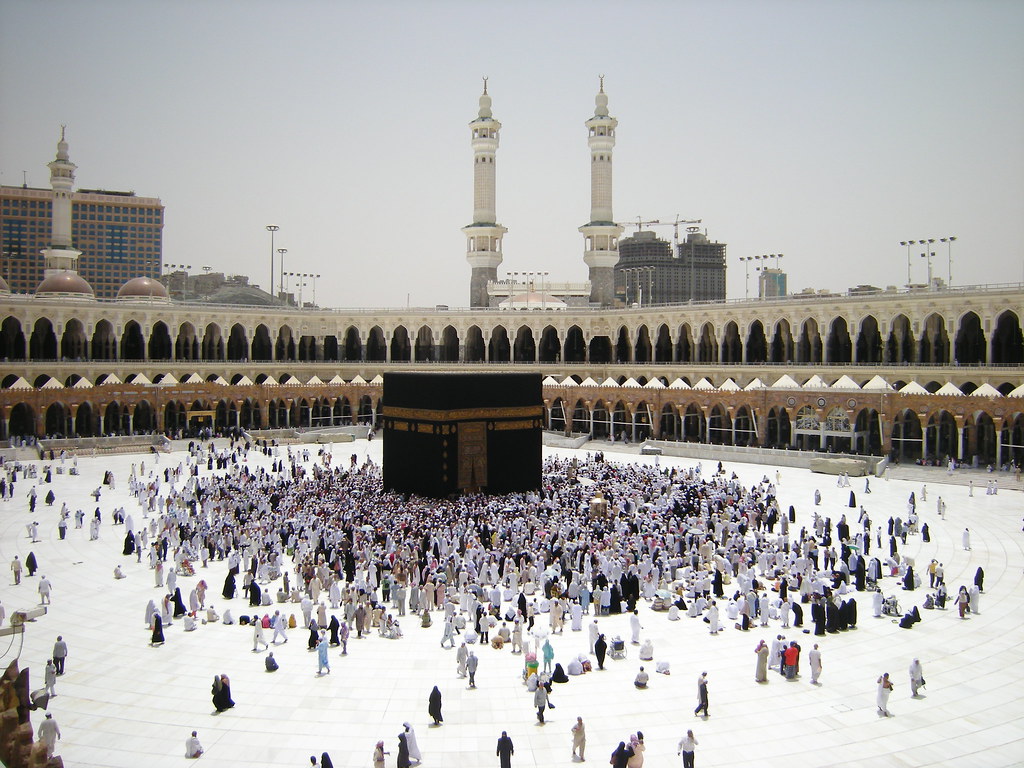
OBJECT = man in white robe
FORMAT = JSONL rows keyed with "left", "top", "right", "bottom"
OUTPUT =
{"left": 37, "top": 713, "right": 60, "bottom": 757}
{"left": 185, "top": 730, "right": 204, "bottom": 758}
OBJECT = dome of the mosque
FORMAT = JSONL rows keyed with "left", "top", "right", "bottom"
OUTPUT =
{"left": 117, "top": 276, "right": 170, "bottom": 302}
{"left": 35, "top": 270, "right": 95, "bottom": 299}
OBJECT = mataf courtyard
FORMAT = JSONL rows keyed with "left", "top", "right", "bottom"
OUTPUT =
{"left": 1, "top": 438, "right": 1021, "bottom": 768}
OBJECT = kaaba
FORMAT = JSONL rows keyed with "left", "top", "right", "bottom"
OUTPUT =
{"left": 381, "top": 372, "right": 542, "bottom": 497}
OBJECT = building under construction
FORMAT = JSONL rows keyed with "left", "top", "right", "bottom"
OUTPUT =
{"left": 614, "top": 226, "right": 727, "bottom": 305}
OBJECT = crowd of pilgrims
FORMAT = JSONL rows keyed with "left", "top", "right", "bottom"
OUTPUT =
{"left": 121, "top": 437, "right": 936, "bottom": 654}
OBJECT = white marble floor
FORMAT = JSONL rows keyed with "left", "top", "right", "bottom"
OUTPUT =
{"left": 1, "top": 439, "right": 1022, "bottom": 768}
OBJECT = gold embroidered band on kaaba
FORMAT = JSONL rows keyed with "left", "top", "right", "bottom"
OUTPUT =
{"left": 382, "top": 405, "right": 543, "bottom": 422}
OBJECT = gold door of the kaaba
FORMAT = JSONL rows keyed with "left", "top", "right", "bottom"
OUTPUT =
{"left": 458, "top": 421, "right": 487, "bottom": 490}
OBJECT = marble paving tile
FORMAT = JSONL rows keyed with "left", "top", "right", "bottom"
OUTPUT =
{"left": 0, "top": 438, "right": 1021, "bottom": 767}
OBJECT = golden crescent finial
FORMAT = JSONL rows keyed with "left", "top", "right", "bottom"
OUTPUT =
{"left": 599, "top": 74, "right": 605, "bottom": 92}
{"left": 483, "top": 76, "right": 488, "bottom": 95}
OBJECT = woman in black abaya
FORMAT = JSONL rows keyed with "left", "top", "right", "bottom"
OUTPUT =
{"left": 222, "top": 571, "right": 236, "bottom": 599}
{"left": 328, "top": 615, "right": 341, "bottom": 646}
{"left": 594, "top": 633, "right": 608, "bottom": 670}
{"left": 428, "top": 685, "right": 443, "bottom": 725}
{"left": 172, "top": 587, "right": 188, "bottom": 618}
{"left": 307, "top": 620, "right": 319, "bottom": 650}
{"left": 212, "top": 674, "right": 234, "bottom": 712}
{"left": 396, "top": 732, "right": 410, "bottom": 768}
{"left": 150, "top": 614, "right": 165, "bottom": 646}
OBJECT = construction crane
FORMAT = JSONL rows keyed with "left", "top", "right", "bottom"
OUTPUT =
{"left": 669, "top": 215, "right": 702, "bottom": 248}
{"left": 615, "top": 217, "right": 662, "bottom": 233}
{"left": 616, "top": 216, "right": 702, "bottom": 244}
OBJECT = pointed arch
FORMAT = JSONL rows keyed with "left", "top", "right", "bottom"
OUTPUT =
{"left": 615, "top": 326, "right": 632, "bottom": 363}
{"left": 414, "top": 325, "right": 435, "bottom": 362}
{"left": 697, "top": 322, "right": 718, "bottom": 363}
{"left": 120, "top": 320, "right": 145, "bottom": 361}
{"left": 886, "top": 314, "right": 914, "bottom": 364}
{"left": 366, "top": 326, "right": 386, "bottom": 362}
{"left": 564, "top": 326, "right": 586, "bottom": 363}
{"left": 488, "top": 326, "right": 510, "bottom": 362}
{"left": 991, "top": 310, "right": 1024, "bottom": 365}
{"left": 58, "top": 318, "right": 87, "bottom": 361}
{"left": 919, "top": 312, "right": 950, "bottom": 364}
{"left": 297, "top": 335, "right": 318, "bottom": 362}
{"left": 513, "top": 326, "right": 536, "bottom": 363}
{"left": 0, "top": 317, "right": 26, "bottom": 360}
{"left": 464, "top": 326, "right": 485, "bottom": 363}
{"left": 634, "top": 325, "right": 652, "bottom": 363}
{"left": 769, "top": 319, "right": 794, "bottom": 363}
{"left": 797, "top": 318, "right": 822, "bottom": 363}
{"left": 855, "top": 315, "right": 882, "bottom": 364}
{"left": 226, "top": 323, "right": 248, "bottom": 361}
{"left": 275, "top": 325, "right": 296, "bottom": 361}
{"left": 675, "top": 323, "right": 694, "bottom": 363}
{"left": 175, "top": 322, "right": 198, "bottom": 361}
{"left": 954, "top": 311, "right": 985, "bottom": 365}
{"left": 390, "top": 326, "right": 411, "bottom": 362}
{"left": 248, "top": 324, "right": 269, "bottom": 361}
{"left": 30, "top": 317, "right": 58, "bottom": 361}
{"left": 745, "top": 320, "right": 768, "bottom": 364}
{"left": 44, "top": 402, "right": 68, "bottom": 437}
{"left": 734, "top": 405, "right": 756, "bottom": 447}
{"left": 439, "top": 325, "right": 460, "bottom": 362}
{"left": 720, "top": 321, "right": 741, "bottom": 363}
{"left": 891, "top": 409, "right": 923, "bottom": 462}
{"left": 202, "top": 323, "right": 225, "bottom": 361}
{"left": 89, "top": 319, "right": 115, "bottom": 361}
{"left": 825, "top": 316, "right": 852, "bottom": 363}
{"left": 148, "top": 321, "right": 172, "bottom": 361}
{"left": 653, "top": 324, "right": 672, "bottom": 362}
{"left": 538, "top": 326, "right": 560, "bottom": 363}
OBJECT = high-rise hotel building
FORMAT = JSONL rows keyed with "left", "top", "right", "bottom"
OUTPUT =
{"left": 1, "top": 144, "right": 163, "bottom": 300}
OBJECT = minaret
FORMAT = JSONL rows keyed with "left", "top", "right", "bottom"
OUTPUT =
{"left": 41, "top": 127, "right": 82, "bottom": 274}
{"left": 463, "top": 79, "right": 507, "bottom": 308}
{"left": 579, "top": 77, "right": 623, "bottom": 307}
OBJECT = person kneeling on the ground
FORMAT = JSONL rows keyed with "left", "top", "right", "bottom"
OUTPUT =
{"left": 634, "top": 666, "right": 650, "bottom": 688}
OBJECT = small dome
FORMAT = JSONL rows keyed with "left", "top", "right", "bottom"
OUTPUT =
{"left": 117, "top": 276, "right": 169, "bottom": 301}
{"left": 35, "top": 270, "right": 94, "bottom": 298}
{"left": 0, "top": 275, "right": 9, "bottom": 295}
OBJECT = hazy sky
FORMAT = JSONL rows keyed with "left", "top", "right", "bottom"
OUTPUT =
{"left": 2, "top": 0, "right": 1022, "bottom": 308}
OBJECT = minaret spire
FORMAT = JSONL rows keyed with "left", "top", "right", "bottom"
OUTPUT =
{"left": 42, "top": 127, "right": 82, "bottom": 273}
{"left": 463, "top": 80, "right": 507, "bottom": 307}
{"left": 579, "top": 77, "right": 623, "bottom": 307}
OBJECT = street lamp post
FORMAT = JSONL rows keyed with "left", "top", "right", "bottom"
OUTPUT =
{"left": 265, "top": 225, "right": 279, "bottom": 295}
{"left": 277, "top": 249, "right": 287, "bottom": 297}
{"left": 899, "top": 241, "right": 915, "bottom": 286}
{"left": 919, "top": 239, "right": 937, "bottom": 289}
{"left": 503, "top": 272, "right": 517, "bottom": 306}
{"left": 940, "top": 236, "right": 956, "bottom": 285}
{"left": 311, "top": 273, "right": 321, "bottom": 306}
{"left": 740, "top": 256, "right": 754, "bottom": 299}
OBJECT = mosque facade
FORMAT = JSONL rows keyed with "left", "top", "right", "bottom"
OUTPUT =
{"left": 1, "top": 90, "right": 1022, "bottom": 466}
